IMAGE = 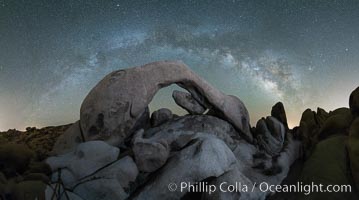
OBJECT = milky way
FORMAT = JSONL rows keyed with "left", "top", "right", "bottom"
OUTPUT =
{"left": 1, "top": 0, "right": 359, "bottom": 130}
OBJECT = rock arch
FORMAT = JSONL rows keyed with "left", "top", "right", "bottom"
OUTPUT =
{"left": 80, "top": 60, "right": 252, "bottom": 145}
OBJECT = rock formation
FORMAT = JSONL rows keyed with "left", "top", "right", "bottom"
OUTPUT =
{"left": 172, "top": 90, "right": 206, "bottom": 114}
{"left": 51, "top": 121, "right": 84, "bottom": 155}
{"left": 79, "top": 61, "right": 252, "bottom": 146}
{"left": 41, "top": 61, "right": 303, "bottom": 199}
{"left": 348, "top": 118, "right": 359, "bottom": 192}
{"left": 4, "top": 61, "right": 359, "bottom": 199}
{"left": 255, "top": 116, "right": 286, "bottom": 156}
{"left": 350, "top": 86, "right": 359, "bottom": 117}
{"left": 271, "top": 102, "right": 288, "bottom": 130}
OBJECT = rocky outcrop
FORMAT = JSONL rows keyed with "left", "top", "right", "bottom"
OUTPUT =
{"left": 0, "top": 124, "right": 71, "bottom": 159}
{"left": 46, "top": 141, "right": 138, "bottom": 200}
{"left": 132, "top": 136, "right": 237, "bottom": 200}
{"left": 271, "top": 102, "right": 288, "bottom": 130}
{"left": 204, "top": 131, "right": 301, "bottom": 200}
{"left": 51, "top": 121, "right": 83, "bottom": 155}
{"left": 141, "top": 115, "right": 239, "bottom": 150}
{"left": 348, "top": 118, "right": 359, "bottom": 191}
{"left": 72, "top": 156, "right": 138, "bottom": 200}
{"left": 3, "top": 60, "right": 359, "bottom": 199}
{"left": 80, "top": 61, "right": 252, "bottom": 146}
{"left": 132, "top": 129, "right": 170, "bottom": 172}
{"left": 40, "top": 61, "right": 306, "bottom": 199}
{"left": 316, "top": 107, "right": 329, "bottom": 127}
{"left": 293, "top": 87, "right": 359, "bottom": 200}
{"left": 298, "top": 107, "right": 330, "bottom": 157}
{"left": 297, "top": 135, "right": 357, "bottom": 200}
{"left": 255, "top": 116, "right": 285, "bottom": 156}
{"left": 46, "top": 141, "right": 120, "bottom": 180}
{"left": 350, "top": 86, "right": 359, "bottom": 117}
{"left": 132, "top": 115, "right": 239, "bottom": 173}
{"left": 318, "top": 108, "right": 353, "bottom": 140}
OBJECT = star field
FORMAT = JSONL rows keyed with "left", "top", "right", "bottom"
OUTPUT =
{"left": 1, "top": 0, "right": 359, "bottom": 130}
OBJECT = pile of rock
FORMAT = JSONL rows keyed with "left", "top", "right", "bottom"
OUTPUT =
{"left": 42, "top": 61, "right": 301, "bottom": 200}
{"left": 2, "top": 61, "right": 359, "bottom": 199}
{"left": 295, "top": 86, "right": 359, "bottom": 200}
{"left": 0, "top": 125, "right": 71, "bottom": 159}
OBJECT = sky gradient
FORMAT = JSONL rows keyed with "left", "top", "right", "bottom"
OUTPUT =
{"left": 1, "top": 0, "right": 359, "bottom": 131}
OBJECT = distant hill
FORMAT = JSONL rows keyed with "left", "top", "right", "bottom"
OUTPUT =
{"left": 0, "top": 124, "right": 72, "bottom": 159}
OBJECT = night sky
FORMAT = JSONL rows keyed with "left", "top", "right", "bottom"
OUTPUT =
{"left": 1, "top": 0, "right": 359, "bottom": 131}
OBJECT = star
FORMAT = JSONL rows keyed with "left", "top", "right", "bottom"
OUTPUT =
{"left": 1, "top": 0, "right": 359, "bottom": 130}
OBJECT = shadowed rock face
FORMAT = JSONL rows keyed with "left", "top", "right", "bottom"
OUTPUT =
{"left": 348, "top": 118, "right": 359, "bottom": 192}
{"left": 255, "top": 116, "right": 285, "bottom": 156}
{"left": 271, "top": 102, "right": 288, "bottom": 130}
{"left": 150, "top": 108, "right": 173, "bottom": 127}
{"left": 350, "top": 86, "right": 359, "bottom": 117}
{"left": 132, "top": 136, "right": 237, "bottom": 200}
{"left": 172, "top": 90, "right": 206, "bottom": 114}
{"left": 80, "top": 60, "right": 252, "bottom": 145}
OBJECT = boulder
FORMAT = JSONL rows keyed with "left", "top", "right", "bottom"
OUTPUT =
{"left": 50, "top": 168, "right": 76, "bottom": 187}
{"left": 47, "top": 145, "right": 137, "bottom": 199}
{"left": 51, "top": 121, "right": 84, "bottom": 155}
{"left": 271, "top": 102, "right": 288, "bottom": 130}
{"left": 318, "top": 109, "right": 353, "bottom": 140}
{"left": 172, "top": 90, "right": 206, "bottom": 114}
{"left": 350, "top": 86, "right": 359, "bottom": 117}
{"left": 132, "top": 129, "right": 170, "bottom": 172}
{"left": 132, "top": 115, "right": 239, "bottom": 173}
{"left": 72, "top": 156, "right": 138, "bottom": 200}
{"left": 12, "top": 181, "right": 47, "bottom": 200}
{"left": 203, "top": 165, "right": 263, "bottom": 200}
{"left": 348, "top": 118, "right": 359, "bottom": 191}
{"left": 230, "top": 132, "right": 301, "bottom": 199}
{"left": 46, "top": 141, "right": 120, "bottom": 180}
{"left": 48, "top": 156, "right": 137, "bottom": 199}
{"left": 316, "top": 107, "right": 329, "bottom": 127}
{"left": 0, "top": 144, "right": 35, "bottom": 176}
{"left": 131, "top": 136, "right": 237, "bottom": 199}
{"left": 131, "top": 107, "right": 151, "bottom": 136}
{"left": 80, "top": 61, "right": 252, "bottom": 146}
{"left": 255, "top": 116, "right": 285, "bottom": 156}
{"left": 329, "top": 107, "right": 351, "bottom": 117}
{"left": 297, "top": 135, "right": 358, "bottom": 200}
{"left": 143, "top": 115, "right": 239, "bottom": 150}
{"left": 150, "top": 108, "right": 173, "bottom": 127}
{"left": 298, "top": 109, "right": 320, "bottom": 157}
{"left": 299, "top": 109, "right": 318, "bottom": 132}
